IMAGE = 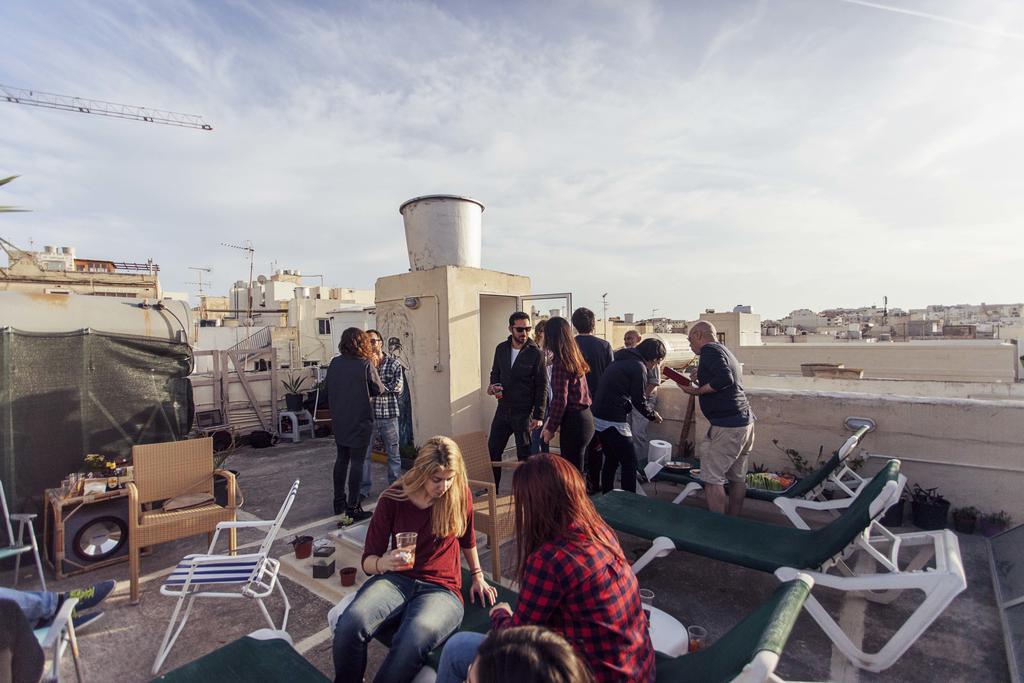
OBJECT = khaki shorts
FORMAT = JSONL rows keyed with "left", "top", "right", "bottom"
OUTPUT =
{"left": 700, "top": 423, "right": 755, "bottom": 485}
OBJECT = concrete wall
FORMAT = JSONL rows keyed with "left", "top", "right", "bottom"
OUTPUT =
{"left": 648, "top": 385, "right": 1024, "bottom": 522}
{"left": 375, "top": 266, "right": 530, "bottom": 446}
{"left": 699, "top": 311, "right": 762, "bottom": 348}
{"left": 736, "top": 342, "right": 1018, "bottom": 382}
{"left": 745, "top": 374, "right": 1024, "bottom": 401}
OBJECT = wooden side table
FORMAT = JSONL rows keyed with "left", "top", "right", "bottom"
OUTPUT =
{"left": 44, "top": 487, "right": 132, "bottom": 579}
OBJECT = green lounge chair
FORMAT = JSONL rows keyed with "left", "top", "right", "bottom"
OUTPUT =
{"left": 595, "top": 460, "right": 967, "bottom": 672}
{"left": 644, "top": 424, "right": 873, "bottom": 509}
{"left": 153, "top": 631, "right": 329, "bottom": 682}
{"left": 654, "top": 573, "right": 814, "bottom": 683}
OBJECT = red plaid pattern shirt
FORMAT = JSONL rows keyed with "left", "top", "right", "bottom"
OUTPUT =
{"left": 543, "top": 357, "right": 592, "bottom": 434}
{"left": 490, "top": 526, "right": 654, "bottom": 682}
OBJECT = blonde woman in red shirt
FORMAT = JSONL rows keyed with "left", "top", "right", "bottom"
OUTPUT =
{"left": 332, "top": 436, "right": 497, "bottom": 683}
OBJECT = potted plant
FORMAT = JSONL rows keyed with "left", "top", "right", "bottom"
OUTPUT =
{"left": 281, "top": 372, "right": 309, "bottom": 412}
{"left": 980, "top": 511, "right": 1012, "bottom": 537}
{"left": 880, "top": 490, "right": 908, "bottom": 527}
{"left": 910, "top": 484, "right": 950, "bottom": 530}
{"left": 951, "top": 506, "right": 980, "bottom": 534}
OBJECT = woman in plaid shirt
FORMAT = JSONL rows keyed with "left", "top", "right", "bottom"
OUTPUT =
{"left": 436, "top": 454, "right": 655, "bottom": 683}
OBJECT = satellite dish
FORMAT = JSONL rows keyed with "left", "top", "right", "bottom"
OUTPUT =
{"left": 256, "top": 274, "right": 267, "bottom": 284}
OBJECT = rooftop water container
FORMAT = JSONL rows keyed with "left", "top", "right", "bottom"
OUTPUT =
{"left": 399, "top": 194, "right": 484, "bottom": 271}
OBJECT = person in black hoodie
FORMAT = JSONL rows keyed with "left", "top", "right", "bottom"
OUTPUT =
{"left": 486, "top": 311, "right": 547, "bottom": 487}
{"left": 591, "top": 338, "right": 665, "bottom": 493}
{"left": 328, "top": 327, "right": 385, "bottom": 523}
{"left": 571, "top": 307, "right": 614, "bottom": 493}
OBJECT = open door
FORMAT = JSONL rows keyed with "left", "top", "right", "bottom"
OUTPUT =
{"left": 518, "top": 292, "right": 573, "bottom": 324}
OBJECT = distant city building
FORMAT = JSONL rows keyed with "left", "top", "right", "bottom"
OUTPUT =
{"left": 0, "top": 239, "right": 160, "bottom": 299}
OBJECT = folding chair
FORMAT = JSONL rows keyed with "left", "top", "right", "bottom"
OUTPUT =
{"left": 594, "top": 461, "right": 967, "bottom": 672}
{"left": 1, "top": 479, "right": 47, "bottom": 590}
{"left": 33, "top": 596, "right": 82, "bottom": 682}
{"left": 654, "top": 573, "right": 814, "bottom": 683}
{"left": 151, "top": 480, "right": 300, "bottom": 674}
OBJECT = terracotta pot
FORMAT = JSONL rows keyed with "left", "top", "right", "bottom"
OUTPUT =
{"left": 339, "top": 566, "right": 358, "bottom": 587}
{"left": 291, "top": 535, "right": 314, "bottom": 559}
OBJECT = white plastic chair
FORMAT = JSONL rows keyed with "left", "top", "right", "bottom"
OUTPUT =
{"left": 151, "top": 479, "right": 300, "bottom": 674}
{"left": 32, "top": 596, "right": 82, "bottom": 682}
{"left": 1, "top": 479, "right": 47, "bottom": 590}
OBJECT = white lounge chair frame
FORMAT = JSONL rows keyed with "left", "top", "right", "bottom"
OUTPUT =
{"left": 32, "top": 596, "right": 82, "bottom": 682}
{"left": 151, "top": 479, "right": 300, "bottom": 674}
{"left": 776, "top": 528, "right": 966, "bottom": 672}
{"left": 1, "top": 479, "right": 47, "bottom": 590}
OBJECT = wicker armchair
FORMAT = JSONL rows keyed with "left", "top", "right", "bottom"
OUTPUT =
{"left": 453, "top": 432, "right": 519, "bottom": 584}
{"left": 126, "top": 437, "right": 238, "bottom": 603}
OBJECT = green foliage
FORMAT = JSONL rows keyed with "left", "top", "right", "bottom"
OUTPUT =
{"left": 910, "top": 484, "right": 947, "bottom": 506}
{"left": 952, "top": 506, "right": 980, "bottom": 521}
{"left": 0, "top": 175, "right": 28, "bottom": 213}
{"left": 982, "top": 510, "right": 1012, "bottom": 527}
{"left": 281, "top": 371, "right": 309, "bottom": 395}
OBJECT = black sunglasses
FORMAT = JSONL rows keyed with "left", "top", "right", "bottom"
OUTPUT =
{"left": 512, "top": 326, "right": 532, "bottom": 332}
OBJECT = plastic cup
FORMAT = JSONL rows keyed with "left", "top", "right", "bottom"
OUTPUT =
{"left": 494, "top": 384, "right": 503, "bottom": 400}
{"left": 688, "top": 625, "right": 707, "bottom": 652}
{"left": 395, "top": 532, "right": 417, "bottom": 569}
{"left": 639, "top": 588, "right": 655, "bottom": 607}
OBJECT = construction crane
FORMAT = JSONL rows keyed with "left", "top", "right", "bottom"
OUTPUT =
{"left": 1, "top": 84, "right": 213, "bottom": 131}
{"left": 186, "top": 266, "right": 213, "bottom": 296}
{"left": 222, "top": 241, "right": 255, "bottom": 325}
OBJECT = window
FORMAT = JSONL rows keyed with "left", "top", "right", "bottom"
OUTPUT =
{"left": 317, "top": 319, "right": 331, "bottom": 335}
{"left": 717, "top": 332, "right": 726, "bottom": 343}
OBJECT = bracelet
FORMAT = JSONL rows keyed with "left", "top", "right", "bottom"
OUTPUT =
{"left": 375, "top": 557, "right": 382, "bottom": 574}
{"left": 471, "top": 568, "right": 483, "bottom": 576}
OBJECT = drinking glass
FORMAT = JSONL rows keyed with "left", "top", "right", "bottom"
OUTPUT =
{"left": 395, "top": 532, "right": 417, "bottom": 569}
{"left": 688, "top": 625, "right": 707, "bottom": 652}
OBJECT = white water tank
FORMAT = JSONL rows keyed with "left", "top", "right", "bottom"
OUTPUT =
{"left": 399, "top": 194, "right": 484, "bottom": 271}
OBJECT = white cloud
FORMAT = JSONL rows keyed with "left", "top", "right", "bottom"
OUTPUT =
{"left": 1, "top": 0, "right": 1022, "bottom": 321}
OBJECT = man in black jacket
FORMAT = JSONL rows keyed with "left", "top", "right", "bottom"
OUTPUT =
{"left": 486, "top": 311, "right": 547, "bottom": 487}
{"left": 572, "top": 307, "right": 614, "bottom": 493}
{"left": 592, "top": 338, "right": 664, "bottom": 493}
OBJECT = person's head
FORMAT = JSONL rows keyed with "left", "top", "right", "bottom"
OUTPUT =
{"left": 543, "top": 317, "right": 590, "bottom": 378}
{"left": 339, "top": 327, "right": 373, "bottom": 359}
{"left": 688, "top": 321, "right": 717, "bottom": 354}
{"left": 365, "top": 328, "right": 384, "bottom": 353}
{"left": 388, "top": 436, "right": 469, "bottom": 538}
{"left": 508, "top": 312, "right": 532, "bottom": 346}
{"left": 511, "top": 454, "right": 624, "bottom": 582}
{"left": 570, "top": 307, "right": 595, "bottom": 335}
{"left": 468, "top": 626, "right": 595, "bottom": 683}
{"left": 533, "top": 318, "right": 548, "bottom": 347}
{"left": 623, "top": 330, "right": 641, "bottom": 348}
{"left": 636, "top": 337, "right": 666, "bottom": 369}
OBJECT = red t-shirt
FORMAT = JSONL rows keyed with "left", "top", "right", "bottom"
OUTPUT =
{"left": 361, "top": 487, "right": 476, "bottom": 601}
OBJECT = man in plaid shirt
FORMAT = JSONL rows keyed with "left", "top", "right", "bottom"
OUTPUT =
{"left": 360, "top": 329, "right": 405, "bottom": 502}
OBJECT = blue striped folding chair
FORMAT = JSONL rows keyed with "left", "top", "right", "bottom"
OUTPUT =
{"left": 151, "top": 479, "right": 300, "bottom": 674}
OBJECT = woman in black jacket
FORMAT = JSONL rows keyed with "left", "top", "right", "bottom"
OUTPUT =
{"left": 327, "top": 327, "right": 385, "bottom": 523}
{"left": 591, "top": 338, "right": 665, "bottom": 493}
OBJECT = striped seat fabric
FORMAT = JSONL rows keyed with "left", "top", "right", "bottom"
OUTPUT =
{"left": 165, "top": 554, "right": 260, "bottom": 586}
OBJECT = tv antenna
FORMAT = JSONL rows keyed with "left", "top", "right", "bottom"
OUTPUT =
{"left": 222, "top": 241, "right": 255, "bottom": 325}
{"left": 186, "top": 266, "right": 213, "bottom": 296}
{"left": 602, "top": 293, "right": 609, "bottom": 341}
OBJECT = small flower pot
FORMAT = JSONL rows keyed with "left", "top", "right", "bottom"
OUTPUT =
{"left": 911, "top": 500, "right": 950, "bottom": 531}
{"left": 339, "top": 566, "right": 358, "bottom": 587}
{"left": 981, "top": 521, "right": 1009, "bottom": 538}
{"left": 291, "top": 535, "right": 314, "bottom": 559}
{"left": 880, "top": 499, "right": 905, "bottom": 527}
{"left": 285, "top": 393, "right": 304, "bottom": 412}
{"left": 952, "top": 516, "right": 977, "bottom": 534}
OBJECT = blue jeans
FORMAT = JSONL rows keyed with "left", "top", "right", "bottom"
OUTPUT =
{"left": 332, "top": 573, "right": 464, "bottom": 683}
{"left": 435, "top": 631, "right": 486, "bottom": 683}
{"left": 0, "top": 587, "right": 57, "bottom": 627}
{"left": 361, "top": 417, "right": 401, "bottom": 498}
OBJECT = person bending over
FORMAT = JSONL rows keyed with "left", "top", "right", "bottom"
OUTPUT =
{"left": 332, "top": 436, "right": 497, "bottom": 683}
{"left": 436, "top": 453, "right": 654, "bottom": 683}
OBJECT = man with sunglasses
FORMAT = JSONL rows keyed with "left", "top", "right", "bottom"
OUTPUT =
{"left": 486, "top": 311, "right": 547, "bottom": 487}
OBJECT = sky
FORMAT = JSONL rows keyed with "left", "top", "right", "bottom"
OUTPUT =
{"left": 1, "top": 0, "right": 1022, "bottom": 321}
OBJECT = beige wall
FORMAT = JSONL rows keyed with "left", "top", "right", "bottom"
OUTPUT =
{"left": 745, "top": 374, "right": 1024, "bottom": 401}
{"left": 736, "top": 343, "right": 1018, "bottom": 382}
{"left": 648, "top": 385, "right": 1024, "bottom": 521}
{"left": 375, "top": 266, "right": 531, "bottom": 446}
{"left": 699, "top": 312, "right": 762, "bottom": 347}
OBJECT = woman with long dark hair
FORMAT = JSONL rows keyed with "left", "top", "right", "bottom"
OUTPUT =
{"left": 539, "top": 317, "right": 594, "bottom": 473}
{"left": 333, "top": 436, "right": 496, "bottom": 683}
{"left": 436, "top": 454, "right": 654, "bottom": 683}
{"left": 327, "top": 327, "right": 385, "bottom": 523}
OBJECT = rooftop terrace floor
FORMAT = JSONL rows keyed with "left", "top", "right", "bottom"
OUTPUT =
{"left": 5, "top": 436, "right": 1010, "bottom": 682}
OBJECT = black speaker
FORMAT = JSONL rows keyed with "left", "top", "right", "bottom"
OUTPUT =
{"left": 47, "top": 494, "right": 130, "bottom": 577}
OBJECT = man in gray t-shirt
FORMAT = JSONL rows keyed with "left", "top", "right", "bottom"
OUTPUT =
{"left": 622, "top": 330, "right": 662, "bottom": 463}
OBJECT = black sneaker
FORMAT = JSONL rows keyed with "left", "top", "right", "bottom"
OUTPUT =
{"left": 65, "top": 579, "right": 116, "bottom": 612}
{"left": 71, "top": 610, "right": 105, "bottom": 631}
{"left": 346, "top": 506, "right": 372, "bottom": 523}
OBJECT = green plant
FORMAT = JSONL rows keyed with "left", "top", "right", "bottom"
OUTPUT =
{"left": 952, "top": 506, "right": 979, "bottom": 522}
{"left": 1, "top": 175, "right": 29, "bottom": 213}
{"left": 771, "top": 440, "right": 823, "bottom": 477}
{"left": 281, "top": 372, "right": 309, "bottom": 396}
{"left": 910, "top": 484, "right": 947, "bottom": 506}
{"left": 749, "top": 462, "right": 770, "bottom": 474}
{"left": 982, "top": 510, "right": 1012, "bottom": 527}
